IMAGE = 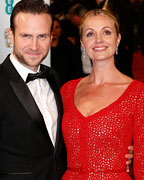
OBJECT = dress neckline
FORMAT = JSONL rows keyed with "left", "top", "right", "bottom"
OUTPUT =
{"left": 72, "top": 78, "right": 137, "bottom": 118}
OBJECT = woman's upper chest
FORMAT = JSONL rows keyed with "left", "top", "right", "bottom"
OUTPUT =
{"left": 74, "top": 83, "right": 131, "bottom": 117}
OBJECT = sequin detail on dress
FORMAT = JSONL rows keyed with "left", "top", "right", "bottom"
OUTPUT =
{"left": 61, "top": 79, "right": 144, "bottom": 180}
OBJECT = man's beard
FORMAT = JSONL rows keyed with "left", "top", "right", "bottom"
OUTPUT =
{"left": 14, "top": 50, "right": 46, "bottom": 69}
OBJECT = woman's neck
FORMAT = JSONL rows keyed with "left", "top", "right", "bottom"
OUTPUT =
{"left": 89, "top": 60, "right": 125, "bottom": 85}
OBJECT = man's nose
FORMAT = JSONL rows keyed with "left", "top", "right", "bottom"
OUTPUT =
{"left": 30, "top": 38, "right": 39, "bottom": 50}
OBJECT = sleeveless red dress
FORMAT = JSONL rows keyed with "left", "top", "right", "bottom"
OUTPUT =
{"left": 61, "top": 79, "right": 144, "bottom": 180}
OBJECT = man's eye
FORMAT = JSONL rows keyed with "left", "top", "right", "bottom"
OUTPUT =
{"left": 22, "top": 34, "right": 30, "bottom": 38}
{"left": 104, "top": 30, "right": 111, "bottom": 35}
{"left": 38, "top": 35, "right": 47, "bottom": 39}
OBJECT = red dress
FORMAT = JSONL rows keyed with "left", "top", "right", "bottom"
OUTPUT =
{"left": 61, "top": 78, "right": 144, "bottom": 180}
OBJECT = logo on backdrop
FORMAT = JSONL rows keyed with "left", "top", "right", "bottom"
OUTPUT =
{"left": 4, "top": 0, "right": 14, "bottom": 48}
{"left": 5, "top": 0, "right": 14, "bottom": 15}
{"left": 4, "top": 28, "right": 13, "bottom": 48}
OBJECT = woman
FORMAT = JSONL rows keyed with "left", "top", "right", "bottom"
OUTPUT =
{"left": 61, "top": 9, "right": 144, "bottom": 179}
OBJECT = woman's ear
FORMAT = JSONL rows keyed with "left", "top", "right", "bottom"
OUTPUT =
{"left": 117, "top": 33, "right": 121, "bottom": 46}
{"left": 8, "top": 28, "right": 14, "bottom": 45}
{"left": 80, "top": 40, "right": 84, "bottom": 48}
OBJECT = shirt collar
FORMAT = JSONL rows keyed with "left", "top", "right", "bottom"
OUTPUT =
{"left": 10, "top": 53, "right": 40, "bottom": 82}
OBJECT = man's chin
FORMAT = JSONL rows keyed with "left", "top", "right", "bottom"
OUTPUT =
{"left": 26, "top": 54, "right": 42, "bottom": 60}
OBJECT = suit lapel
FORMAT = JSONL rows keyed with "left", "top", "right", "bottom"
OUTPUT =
{"left": 10, "top": 80, "right": 51, "bottom": 139}
{"left": 2, "top": 56, "right": 52, "bottom": 146}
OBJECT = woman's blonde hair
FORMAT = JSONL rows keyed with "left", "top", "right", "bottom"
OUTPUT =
{"left": 79, "top": 9, "right": 120, "bottom": 39}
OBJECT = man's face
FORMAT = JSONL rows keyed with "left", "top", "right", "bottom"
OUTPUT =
{"left": 9, "top": 12, "right": 52, "bottom": 71}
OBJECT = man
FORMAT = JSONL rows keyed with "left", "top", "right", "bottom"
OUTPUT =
{"left": 0, "top": 0, "right": 66, "bottom": 179}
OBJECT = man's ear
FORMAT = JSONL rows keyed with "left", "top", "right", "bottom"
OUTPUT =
{"left": 50, "top": 34, "right": 53, "bottom": 42}
{"left": 8, "top": 28, "right": 14, "bottom": 45}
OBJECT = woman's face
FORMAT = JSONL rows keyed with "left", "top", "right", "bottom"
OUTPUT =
{"left": 52, "top": 20, "right": 62, "bottom": 40}
{"left": 81, "top": 15, "right": 121, "bottom": 62}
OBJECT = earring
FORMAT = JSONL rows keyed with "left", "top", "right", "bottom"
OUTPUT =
{"left": 116, "top": 45, "right": 118, "bottom": 55}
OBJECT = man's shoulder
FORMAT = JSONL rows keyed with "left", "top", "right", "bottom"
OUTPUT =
{"left": 0, "top": 54, "right": 11, "bottom": 70}
{"left": 40, "top": 64, "right": 58, "bottom": 77}
{"left": 40, "top": 64, "right": 62, "bottom": 88}
{"left": 0, "top": 54, "right": 13, "bottom": 82}
{"left": 0, "top": 57, "right": 8, "bottom": 75}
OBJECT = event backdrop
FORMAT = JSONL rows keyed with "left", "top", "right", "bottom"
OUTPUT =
{"left": 0, "top": 0, "right": 50, "bottom": 65}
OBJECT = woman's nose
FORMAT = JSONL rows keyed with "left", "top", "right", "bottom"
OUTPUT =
{"left": 95, "top": 33, "right": 103, "bottom": 43}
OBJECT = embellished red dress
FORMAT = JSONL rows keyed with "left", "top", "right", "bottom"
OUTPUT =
{"left": 60, "top": 78, "right": 144, "bottom": 180}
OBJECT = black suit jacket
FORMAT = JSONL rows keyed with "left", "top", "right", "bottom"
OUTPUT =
{"left": 0, "top": 55, "right": 67, "bottom": 180}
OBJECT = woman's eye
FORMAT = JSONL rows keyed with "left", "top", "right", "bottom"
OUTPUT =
{"left": 86, "top": 32, "right": 94, "bottom": 37}
{"left": 104, "top": 30, "right": 111, "bottom": 35}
